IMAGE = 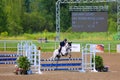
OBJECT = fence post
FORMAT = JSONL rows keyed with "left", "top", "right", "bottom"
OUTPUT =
{"left": 4, "top": 40, "right": 6, "bottom": 51}
{"left": 108, "top": 43, "right": 110, "bottom": 54}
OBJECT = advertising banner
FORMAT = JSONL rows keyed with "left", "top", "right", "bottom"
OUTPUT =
{"left": 71, "top": 44, "right": 80, "bottom": 52}
{"left": 117, "top": 44, "right": 120, "bottom": 53}
{"left": 90, "top": 44, "right": 104, "bottom": 53}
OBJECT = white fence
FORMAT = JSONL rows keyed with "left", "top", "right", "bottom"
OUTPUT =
{"left": 0, "top": 40, "right": 56, "bottom": 52}
{"left": 0, "top": 40, "right": 119, "bottom": 53}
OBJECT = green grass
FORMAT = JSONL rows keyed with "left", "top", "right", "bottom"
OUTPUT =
{"left": 0, "top": 32, "right": 117, "bottom": 40}
{"left": 0, "top": 40, "right": 119, "bottom": 53}
{"left": 26, "top": 40, "right": 120, "bottom": 52}
{"left": 0, "top": 32, "right": 120, "bottom": 52}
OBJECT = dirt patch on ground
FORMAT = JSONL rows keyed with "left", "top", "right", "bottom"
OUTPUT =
{"left": 0, "top": 52, "right": 120, "bottom": 80}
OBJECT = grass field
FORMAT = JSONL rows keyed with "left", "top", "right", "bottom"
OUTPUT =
{"left": 0, "top": 32, "right": 119, "bottom": 52}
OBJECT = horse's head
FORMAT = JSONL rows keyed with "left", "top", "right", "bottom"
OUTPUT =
{"left": 65, "top": 42, "right": 72, "bottom": 48}
{"left": 67, "top": 42, "right": 72, "bottom": 47}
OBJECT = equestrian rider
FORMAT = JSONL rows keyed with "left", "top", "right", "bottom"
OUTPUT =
{"left": 58, "top": 39, "right": 67, "bottom": 56}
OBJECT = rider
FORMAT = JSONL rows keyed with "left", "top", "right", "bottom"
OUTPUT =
{"left": 58, "top": 39, "right": 67, "bottom": 56}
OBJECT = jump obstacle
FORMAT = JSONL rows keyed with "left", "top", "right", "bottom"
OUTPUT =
{"left": 0, "top": 41, "right": 97, "bottom": 74}
{"left": 0, "top": 54, "right": 18, "bottom": 64}
{"left": 17, "top": 41, "right": 97, "bottom": 73}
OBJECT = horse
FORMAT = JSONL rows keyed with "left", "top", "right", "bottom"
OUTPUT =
{"left": 50, "top": 42, "right": 72, "bottom": 60}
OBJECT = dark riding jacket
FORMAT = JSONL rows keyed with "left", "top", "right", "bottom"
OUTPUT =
{"left": 60, "top": 41, "right": 66, "bottom": 47}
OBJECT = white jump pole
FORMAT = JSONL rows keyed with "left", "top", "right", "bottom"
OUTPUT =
{"left": 79, "top": 47, "right": 85, "bottom": 72}
{"left": 89, "top": 44, "right": 97, "bottom": 72}
{"left": 38, "top": 50, "right": 42, "bottom": 74}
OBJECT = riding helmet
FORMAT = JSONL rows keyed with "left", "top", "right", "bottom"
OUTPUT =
{"left": 64, "top": 38, "right": 67, "bottom": 41}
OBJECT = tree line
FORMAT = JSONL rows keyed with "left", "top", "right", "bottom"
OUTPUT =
{"left": 0, "top": 0, "right": 117, "bottom": 36}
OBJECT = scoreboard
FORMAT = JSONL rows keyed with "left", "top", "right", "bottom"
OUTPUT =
{"left": 72, "top": 12, "right": 108, "bottom": 32}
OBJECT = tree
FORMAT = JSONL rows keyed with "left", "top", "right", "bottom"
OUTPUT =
{"left": 0, "top": 0, "right": 8, "bottom": 33}
{"left": 108, "top": 18, "right": 117, "bottom": 32}
{"left": 24, "top": 0, "right": 31, "bottom": 13}
{"left": 22, "top": 12, "right": 45, "bottom": 33}
{"left": 60, "top": 4, "right": 71, "bottom": 31}
{"left": 8, "top": 21, "right": 23, "bottom": 35}
{"left": 0, "top": 0, "right": 118, "bottom": 36}
{"left": 4, "top": 0, "right": 24, "bottom": 35}
{"left": 38, "top": 0, "right": 56, "bottom": 31}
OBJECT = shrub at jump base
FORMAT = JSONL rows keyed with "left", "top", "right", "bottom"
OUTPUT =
{"left": 92, "top": 55, "right": 104, "bottom": 72}
{"left": 17, "top": 56, "right": 31, "bottom": 74}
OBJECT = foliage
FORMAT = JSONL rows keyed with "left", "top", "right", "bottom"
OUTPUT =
{"left": 92, "top": 55, "right": 104, "bottom": 72}
{"left": 0, "top": 0, "right": 8, "bottom": 33}
{"left": 0, "top": 0, "right": 118, "bottom": 36}
{"left": 0, "top": 32, "right": 117, "bottom": 40}
{"left": 0, "top": 31, "right": 8, "bottom": 37}
{"left": 22, "top": 12, "right": 46, "bottom": 33}
{"left": 8, "top": 21, "right": 23, "bottom": 36}
{"left": 108, "top": 18, "right": 117, "bottom": 32}
{"left": 17, "top": 56, "right": 30, "bottom": 71}
{"left": 60, "top": 4, "right": 71, "bottom": 31}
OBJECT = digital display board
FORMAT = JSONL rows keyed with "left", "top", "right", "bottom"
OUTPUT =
{"left": 72, "top": 12, "right": 108, "bottom": 32}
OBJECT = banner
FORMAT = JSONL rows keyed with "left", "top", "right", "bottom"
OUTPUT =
{"left": 117, "top": 44, "right": 120, "bottom": 53}
{"left": 96, "top": 44, "right": 104, "bottom": 52}
{"left": 90, "top": 44, "right": 104, "bottom": 53}
{"left": 71, "top": 44, "right": 80, "bottom": 52}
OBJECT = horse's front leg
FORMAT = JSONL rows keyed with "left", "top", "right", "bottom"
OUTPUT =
{"left": 69, "top": 53, "right": 71, "bottom": 58}
{"left": 50, "top": 55, "right": 56, "bottom": 61}
{"left": 50, "top": 56, "right": 56, "bottom": 67}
